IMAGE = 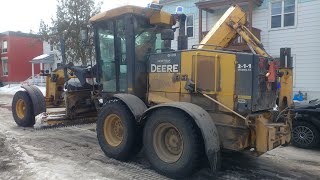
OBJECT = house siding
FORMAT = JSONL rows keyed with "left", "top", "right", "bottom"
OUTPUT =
{"left": 252, "top": 0, "right": 320, "bottom": 99}
{"left": 161, "top": 0, "right": 200, "bottom": 49}
{"left": 43, "top": 42, "right": 62, "bottom": 71}
{"left": 0, "top": 32, "right": 42, "bottom": 83}
{"left": 162, "top": 0, "right": 320, "bottom": 100}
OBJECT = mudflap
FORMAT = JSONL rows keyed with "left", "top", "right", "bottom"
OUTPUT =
{"left": 21, "top": 85, "right": 46, "bottom": 116}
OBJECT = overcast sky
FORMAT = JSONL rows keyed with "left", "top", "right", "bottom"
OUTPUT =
{"left": 0, "top": 0, "right": 152, "bottom": 33}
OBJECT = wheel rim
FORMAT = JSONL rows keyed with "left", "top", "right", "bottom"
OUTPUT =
{"left": 16, "top": 99, "right": 26, "bottom": 119}
{"left": 153, "top": 123, "right": 183, "bottom": 163}
{"left": 104, "top": 114, "right": 124, "bottom": 147}
{"left": 292, "top": 125, "right": 314, "bottom": 145}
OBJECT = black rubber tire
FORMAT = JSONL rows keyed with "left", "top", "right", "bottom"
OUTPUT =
{"left": 143, "top": 109, "right": 204, "bottom": 179}
{"left": 12, "top": 91, "right": 35, "bottom": 127}
{"left": 292, "top": 121, "right": 320, "bottom": 149}
{"left": 96, "top": 99, "right": 141, "bottom": 161}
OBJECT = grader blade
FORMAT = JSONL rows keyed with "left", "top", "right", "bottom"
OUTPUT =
{"left": 34, "top": 112, "right": 97, "bottom": 130}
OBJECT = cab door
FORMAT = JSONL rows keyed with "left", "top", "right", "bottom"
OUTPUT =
{"left": 97, "top": 18, "right": 128, "bottom": 93}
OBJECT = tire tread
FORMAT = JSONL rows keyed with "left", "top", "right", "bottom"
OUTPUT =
{"left": 12, "top": 91, "right": 35, "bottom": 127}
{"left": 143, "top": 108, "right": 204, "bottom": 178}
{"left": 96, "top": 99, "right": 140, "bottom": 161}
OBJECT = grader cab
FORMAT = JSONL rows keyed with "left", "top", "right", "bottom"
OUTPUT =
{"left": 12, "top": 4, "right": 293, "bottom": 178}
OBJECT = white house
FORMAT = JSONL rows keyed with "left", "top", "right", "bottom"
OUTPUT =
{"left": 25, "top": 42, "right": 62, "bottom": 85}
{"left": 42, "top": 42, "right": 62, "bottom": 71}
{"left": 160, "top": 0, "right": 320, "bottom": 100}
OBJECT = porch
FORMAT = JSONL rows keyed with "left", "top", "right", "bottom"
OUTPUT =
{"left": 196, "top": 0, "right": 264, "bottom": 52}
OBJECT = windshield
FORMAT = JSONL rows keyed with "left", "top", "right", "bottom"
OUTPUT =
{"left": 134, "top": 17, "right": 163, "bottom": 62}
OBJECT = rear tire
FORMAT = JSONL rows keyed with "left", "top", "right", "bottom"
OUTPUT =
{"left": 143, "top": 109, "right": 204, "bottom": 178}
{"left": 292, "top": 121, "right": 320, "bottom": 148}
{"left": 96, "top": 99, "right": 141, "bottom": 161}
{"left": 12, "top": 91, "right": 35, "bottom": 127}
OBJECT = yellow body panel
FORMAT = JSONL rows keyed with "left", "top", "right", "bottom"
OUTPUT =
{"left": 90, "top": 5, "right": 174, "bottom": 26}
{"left": 216, "top": 53, "right": 236, "bottom": 111}
{"left": 279, "top": 68, "right": 293, "bottom": 110}
{"left": 148, "top": 50, "right": 236, "bottom": 110}
{"left": 149, "top": 10, "right": 174, "bottom": 26}
{"left": 149, "top": 73, "right": 181, "bottom": 93}
{"left": 45, "top": 69, "right": 77, "bottom": 107}
{"left": 45, "top": 69, "right": 65, "bottom": 106}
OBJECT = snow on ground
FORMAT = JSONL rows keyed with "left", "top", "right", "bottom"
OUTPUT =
{"left": 0, "top": 84, "right": 46, "bottom": 96}
{"left": 0, "top": 94, "right": 320, "bottom": 180}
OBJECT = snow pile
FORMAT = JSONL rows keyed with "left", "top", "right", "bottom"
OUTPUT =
{"left": 0, "top": 84, "right": 46, "bottom": 95}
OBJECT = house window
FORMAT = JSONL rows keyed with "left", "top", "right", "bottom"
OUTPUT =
{"left": 271, "top": 0, "right": 296, "bottom": 29}
{"left": 186, "top": 15, "right": 194, "bottom": 38}
{"left": 2, "top": 59, "right": 8, "bottom": 76}
{"left": 2, "top": 40, "right": 8, "bottom": 53}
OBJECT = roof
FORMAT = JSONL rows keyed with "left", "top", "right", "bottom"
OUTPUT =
{"left": 89, "top": 5, "right": 174, "bottom": 26}
{"left": 0, "top": 31, "right": 40, "bottom": 39}
{"left": 30, "top": 54, "right": 54, "bottom": 64}
{"left": 195, "top": 0, "right": 264, "bottom": 9}
{"left": 159, "top": 0, "right": 182, "bottom": 4}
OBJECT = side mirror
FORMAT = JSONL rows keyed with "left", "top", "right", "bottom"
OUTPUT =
{"left": 80, "top": 26, "right": 89, "bottom": 47}
{"left": 161, "top": 29, "right": 174, "bottom": 40}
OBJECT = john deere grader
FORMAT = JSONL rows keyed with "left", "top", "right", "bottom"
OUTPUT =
{"left": 12, "top": 4, "right": 293, "bottom": 178}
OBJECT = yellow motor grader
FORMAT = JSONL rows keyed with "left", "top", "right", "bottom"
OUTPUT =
{"left": 12, "top": 4, "right": 293, "bottom": 178}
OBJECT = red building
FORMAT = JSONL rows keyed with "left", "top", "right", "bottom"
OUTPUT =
{"left": 0, "top": 31, "right": 43, "bottom": 84}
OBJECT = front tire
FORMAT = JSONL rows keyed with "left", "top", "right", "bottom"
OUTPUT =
{"left": 96, "top": 99, "right": 140, "bottom": 161}
{"left": 12, "top": 91, "right": 35, "bottom": 127}
{"left": 292, "top": 121, "right": 320, "bottom": 148}
{"left": 143, "top": 109, "right": 204, "bottom": 178}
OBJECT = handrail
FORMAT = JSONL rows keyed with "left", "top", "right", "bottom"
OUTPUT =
{"left": 192, "top": 44, "right": 223, "bottom": 49}
{"left": 21, "top": 74, "right": 46, "bottom": 86}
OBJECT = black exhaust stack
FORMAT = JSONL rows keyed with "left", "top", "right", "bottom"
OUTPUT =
{"left": 161, "top": 29, "right": 174, "bottom": 52}
{"left": 177, "top": 14, "right": 188, "bottom": 50}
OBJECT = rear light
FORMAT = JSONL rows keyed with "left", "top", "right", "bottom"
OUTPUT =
{"left": 274, "top": 59, "right": 280, "bottom": 70}
{"left": 267, "top": 61, "right": 276, "bottom": 82}
{"left": 259, "top": 58, "right": 264, "bottom": 69}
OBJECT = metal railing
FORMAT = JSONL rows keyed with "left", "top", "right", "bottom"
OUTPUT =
{"left": 21, "top": 74, "right": 46, "bottom": 86}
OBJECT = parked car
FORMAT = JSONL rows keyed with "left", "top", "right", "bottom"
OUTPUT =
{"left": 292, "top": 100, "right": 320, "bottom": 148}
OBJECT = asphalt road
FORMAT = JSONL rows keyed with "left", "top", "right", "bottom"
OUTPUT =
{"left": 0, "top": 94, "right": 319, "bottom": 180}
